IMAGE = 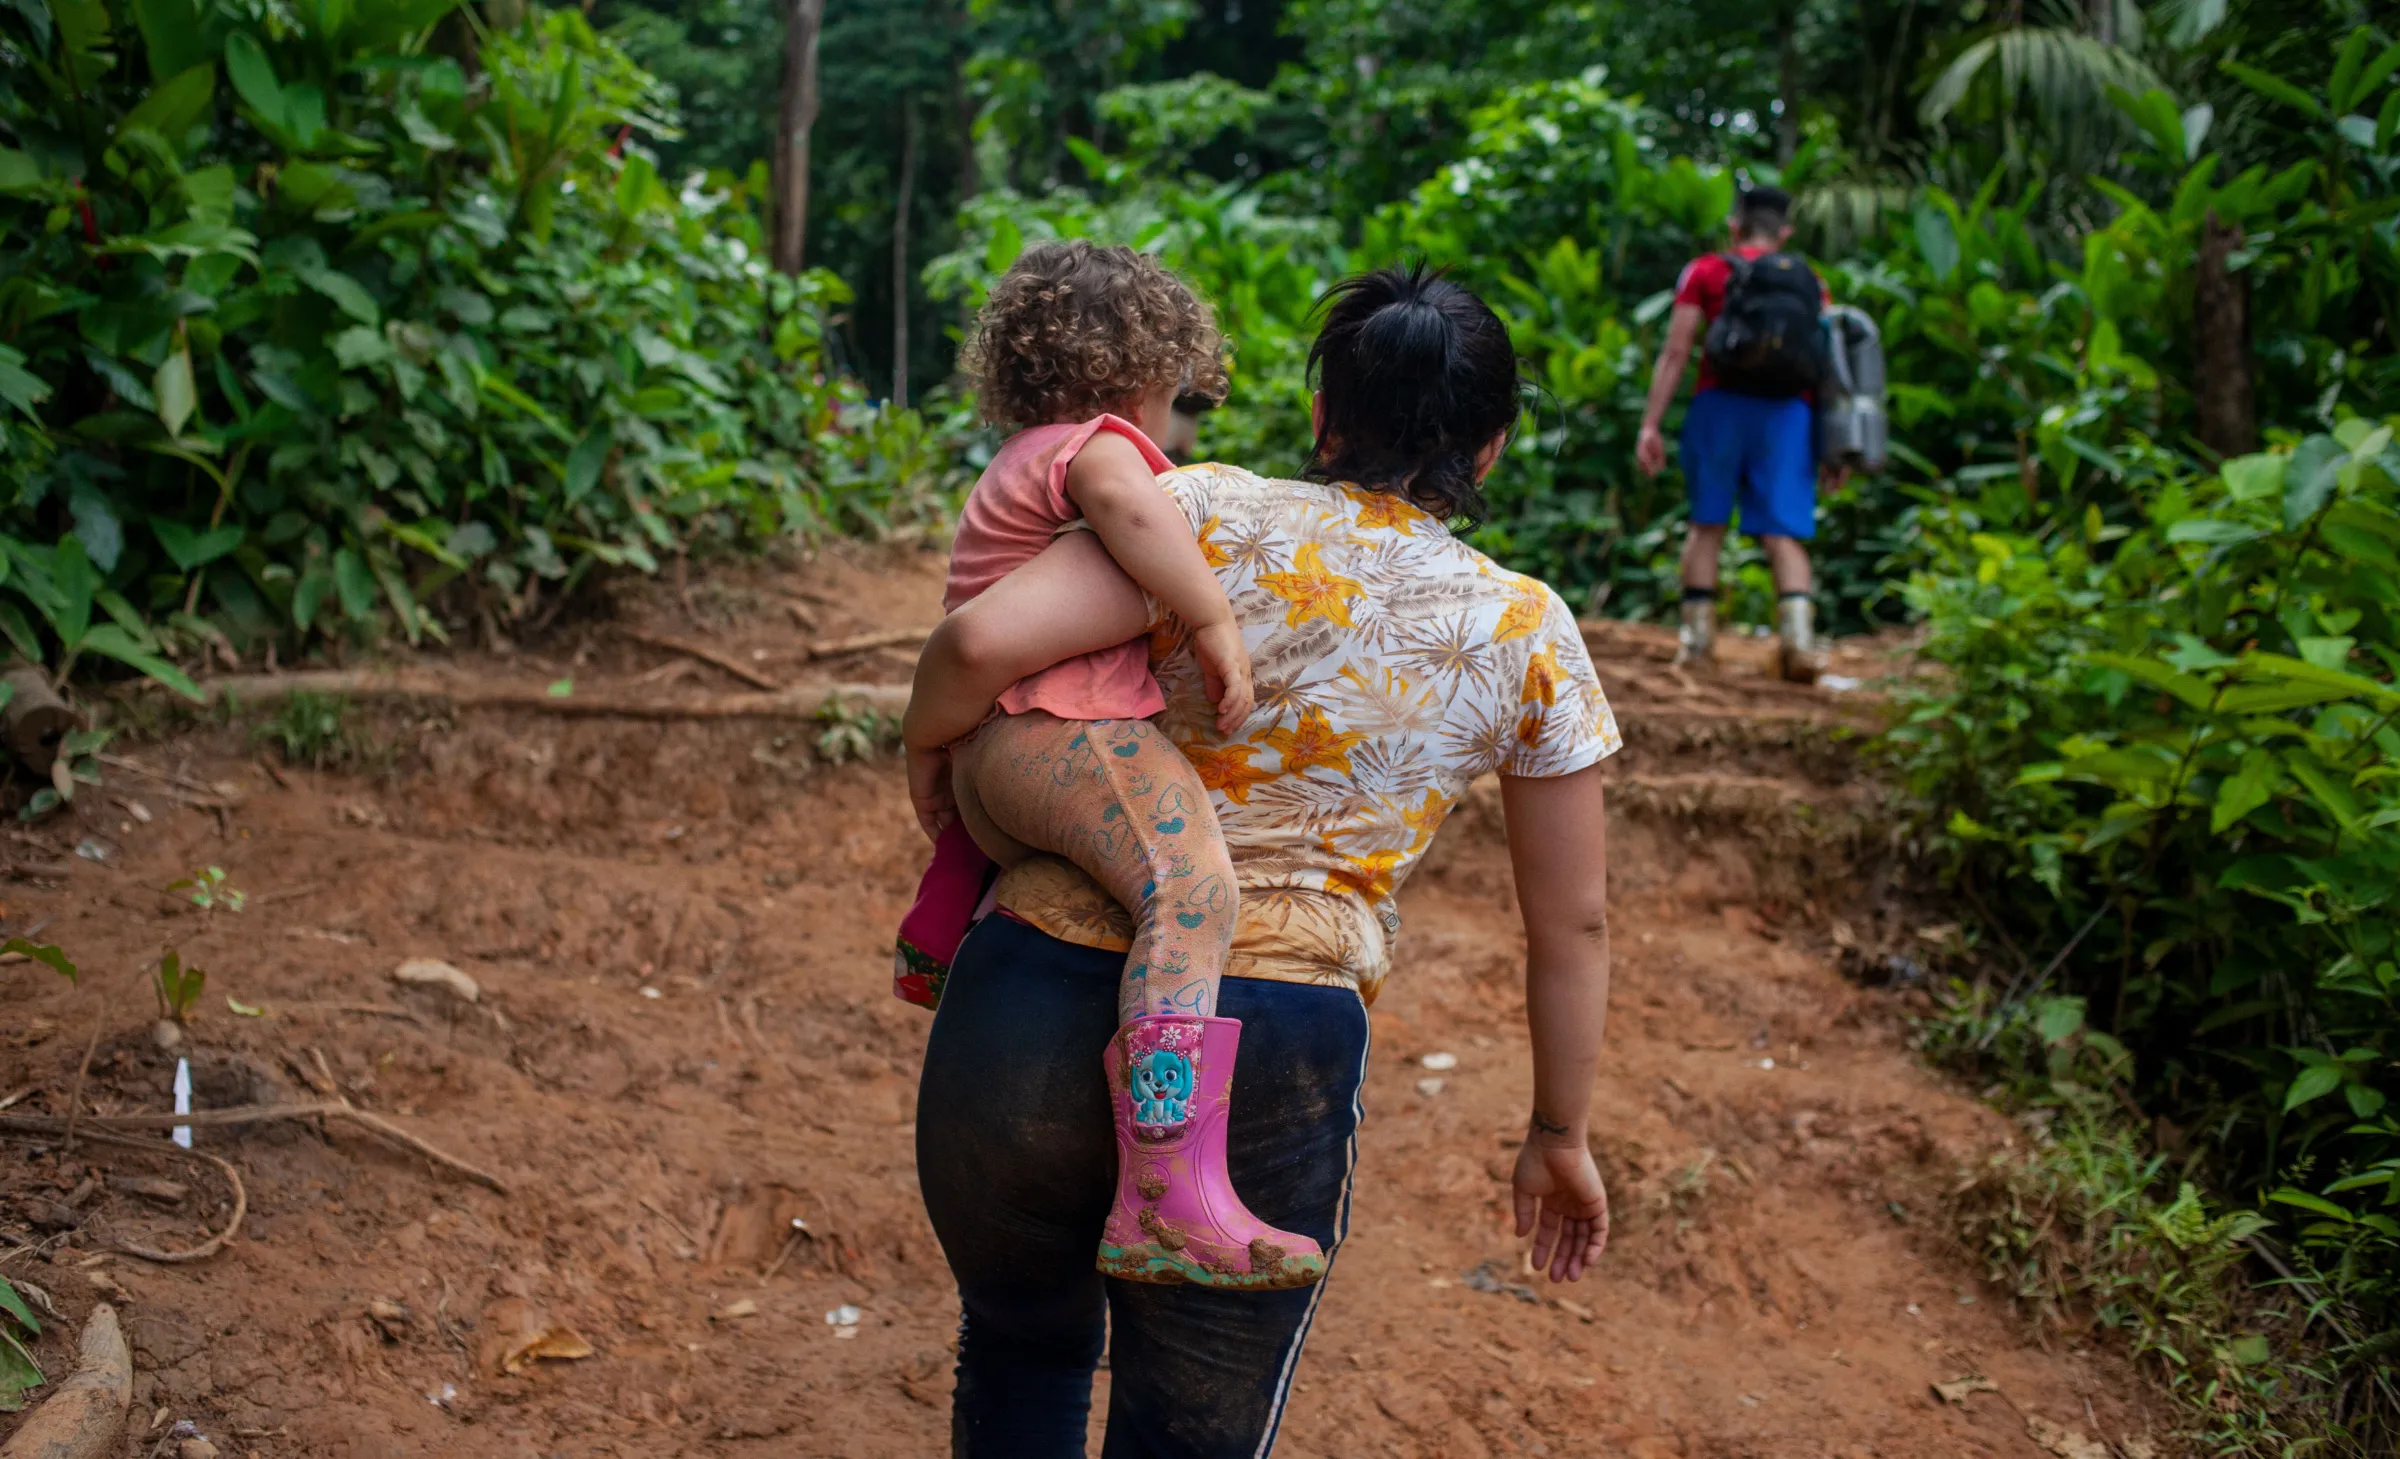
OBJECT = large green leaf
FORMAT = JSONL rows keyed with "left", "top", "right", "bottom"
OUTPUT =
{"left": 2083, "top": 651, "right": 2219, "bottom": 710}
{"left": 1, "top": 938, "right": 75, "bottom": 983}
{"left": 0, "top": 1274, "right": 39, "bottom": 1334}
{"left": 2284, "top": 435, "right": 2345, "bottom": 530}
{"left": 128, "top": 0, "right": 205, "bottom": 79}
{"left": 154, "top": 340, "right": 196, "bottom": 438}
{"left": 150, "top": 517, "right": 244, "bottom": 572}
{"left": 222, "top": 31, "right": 286, "bottom": 133}
{"left": 333, "top": 547, "right": 374, "bottom": 620}
{"left": 2223, "top": 60, "right": 2327, "bottom": 120}
{"left": 2285, "top": 1063, "right": 2344, "bottom": 1113}
{"left": 299, "top": 265, "right": 379, "bottom": 327}
{"left": 0, "top": 1326, "right": 40, "bottom": 1414}
{"left": 0, "top": 344, "right": 51, "bottom": 419}
{"left": 77, "top": 625, "right": 202, "bottom": 701}
{"left": 118, "top": 62, "right": 215, "bottom": 145}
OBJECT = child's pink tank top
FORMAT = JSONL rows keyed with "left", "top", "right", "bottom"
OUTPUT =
{"left": 944, "top": 414, "right": 1174, "bottom": 722}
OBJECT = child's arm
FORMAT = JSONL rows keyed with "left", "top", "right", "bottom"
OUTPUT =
{"left": 901, "top": 532, "right": 1152, "bottom": 836}
{"left": 1064, "top": 431, "right": 1254, "bottom": 730}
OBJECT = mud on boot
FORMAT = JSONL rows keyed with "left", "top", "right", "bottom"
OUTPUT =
{"left": 1776, "top": 592, "right": 1828, "bottom": 684}
{"left": 1097, "top": 1015, "right": 1326, "bottom": 1291}
{"left": 1675, "top": 593, "right": 1718, "bottom": 668}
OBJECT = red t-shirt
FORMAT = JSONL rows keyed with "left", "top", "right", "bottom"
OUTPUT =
{"left": 1674, "top": 244, "right": 1831, "bottom": 394}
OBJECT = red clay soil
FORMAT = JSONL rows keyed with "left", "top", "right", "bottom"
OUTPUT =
{"left": 0, "top": 545, "right": 2171, "bottom": 1458}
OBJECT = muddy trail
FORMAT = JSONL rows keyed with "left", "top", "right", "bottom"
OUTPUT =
{"left": 1, "top": 546, "right": 2169, "bottom": 1459}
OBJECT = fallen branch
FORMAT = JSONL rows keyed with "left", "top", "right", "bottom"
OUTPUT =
{"left": 93, "top": 753, "right": 230, "bottom": 799}
{"left": 83, "top": 1131, "right": 245, "bottom": 1264}
{"left": 806, "top": 628, "right": 926, "bottom": 660}
{"left": 0, "top": 1302, "right": 130, "bottom": 1459}
{"left": 179, "top": 668, "right": 908, "bottom": 722}
{"left": 0, "top": 1102, "right": 508, "bottom": 1195}
{"left": 619, "top": 626, "right": 784, "bottom": 692}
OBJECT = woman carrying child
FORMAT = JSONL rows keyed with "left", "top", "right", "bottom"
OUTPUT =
{"left": 906, "top": 255, "right": 1619, "bottom": 1457}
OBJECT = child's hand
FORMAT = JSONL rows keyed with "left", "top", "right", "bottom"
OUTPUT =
{"left": 1191, "top": 620, "right": 1255, "bottom": 736}
{"left": 907, "top": 746, "right": 956, "bottom": 842}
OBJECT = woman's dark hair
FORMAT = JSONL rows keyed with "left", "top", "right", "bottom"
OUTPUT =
{"left": 1304, "top": 263, "right": 1522, "bottom": 525}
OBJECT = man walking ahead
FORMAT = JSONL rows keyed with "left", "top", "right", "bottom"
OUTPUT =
{"left": 1634, "top": 185, "right": 1831, "bottom": 683}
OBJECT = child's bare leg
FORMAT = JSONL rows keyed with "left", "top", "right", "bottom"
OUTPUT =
{"left": 953, "top": 712, "right": 1234, "bottom": 1021}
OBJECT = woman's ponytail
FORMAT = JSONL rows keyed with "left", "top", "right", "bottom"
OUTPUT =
{"left": 1305, "top": 264, "right": 1522, "bottom": 524}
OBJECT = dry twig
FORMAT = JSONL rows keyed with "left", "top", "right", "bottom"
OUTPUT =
{"left": 0, "top": 1104, "right": 508, "bottom": 1194}
{"left": 805, "top": 628, "right": 926, "bottom": 660}
{"left": 619, "top": 627, "right": 784, "bottom": 692}
{"left": 179, "top": 668, "right": 906, "bottom": 722}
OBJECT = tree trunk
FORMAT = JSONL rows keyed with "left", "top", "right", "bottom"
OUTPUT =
{"left": 951, "top": 2, "right": 978, "bottom": 202}
{"left": 891, "top": 101, "right": 918, "bottom": 410}
{"left": 1775, "top": 3, "right": 1801, "bottom": 165}
{"left": 2092, "top": 0, "right": 2117, "bottom": 46}
{"left": 772, "top": 0, "right": 826, "bottom": 276}
{"left": 2193, "top": 210, "right": 2257, "bottom": 459}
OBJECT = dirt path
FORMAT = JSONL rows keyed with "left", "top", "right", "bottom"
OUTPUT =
{"left": 1, "top": 547, "right": 2167, "bottom": 1459}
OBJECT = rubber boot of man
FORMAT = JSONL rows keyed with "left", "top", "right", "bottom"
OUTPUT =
{"left": 1777, "top": 592, "right": 1829, "bottom": 684}
{"left": 1096, "top": 1015, "right": 1327, "bottom": 1291}
{"left": 1675, "top": 588, "right": 1717, "bottom": 668}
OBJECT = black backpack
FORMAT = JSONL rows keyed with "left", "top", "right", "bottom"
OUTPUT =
{"left": 1702, "top": 251, "right": 1826, "bottom": 397}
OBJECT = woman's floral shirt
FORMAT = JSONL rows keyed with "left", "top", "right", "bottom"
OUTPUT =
{"left": 993, "top": 464, "right": 1622, "bottom": 1004}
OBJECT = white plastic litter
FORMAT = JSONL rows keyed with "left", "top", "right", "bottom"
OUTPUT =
{"left": 1420, "top": 1051, "right": 1458, "bottom": 1071}
{"left": 172, "top": 1057, "right": 192, "bottom": 1148}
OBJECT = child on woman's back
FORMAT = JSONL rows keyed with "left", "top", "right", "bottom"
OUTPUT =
{"left": 894, "top": 241, "right": 1323, "bottom": 1291}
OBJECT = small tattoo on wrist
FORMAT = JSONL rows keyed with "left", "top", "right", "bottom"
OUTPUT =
{"left": 1530, "top": 1110, "right": 1571, "bottom": 1137}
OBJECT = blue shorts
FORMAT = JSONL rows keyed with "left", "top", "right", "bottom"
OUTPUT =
{"left": 1682, "top": 389, "right": 1817, "bottom": 541}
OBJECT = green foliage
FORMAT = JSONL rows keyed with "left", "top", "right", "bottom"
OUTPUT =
{"left": 4, "top": 935, "right": 77, "bottom": 982}
{"left": 20, "top": 724, "right": 107, "bottom": 820}
{"left": 0, "top": 1273, "right": 41, "bottom": 1413}
{"left": 812, "top": 693, "right": 896, "bottom": 764}
{"left": 152, "top": 945, "right": 204, "bottom": 1021}
{"left": 0, "top": 0, "right": 971, "bottom": 694}
{"left": 252, "top": 689, "right": 356, "bottom": 768}
{"left": 167, "top": 862, "right": 241, "bottom": 912}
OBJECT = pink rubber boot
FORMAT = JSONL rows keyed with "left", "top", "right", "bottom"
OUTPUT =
{"left": 1097, "top": 1015, "right": 1327, "bottom": 1291}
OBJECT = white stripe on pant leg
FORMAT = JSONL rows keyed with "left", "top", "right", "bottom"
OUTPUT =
{"left": 1251, "top": 1003, "right": 1370, "bottom": 1459}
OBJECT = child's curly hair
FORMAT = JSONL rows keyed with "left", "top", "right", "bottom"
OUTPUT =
{"left": 962, "top": 241, "right": 1227, "bottom": 431}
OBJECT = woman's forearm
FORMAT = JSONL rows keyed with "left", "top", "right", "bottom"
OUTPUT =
{"left": 1499, "top": 767, "right": 1613, "bottom": 1143}
{"left": 1523, "top": 928, "right": 1610, "bottom": 1141}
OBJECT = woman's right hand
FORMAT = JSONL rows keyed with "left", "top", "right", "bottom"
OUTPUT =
{"left": 908, "top": 746, "right": 957, "bottom": 841}
{"left": 1190, "top": 619, "right": 1256, "bottom": 735}
{"left": 1512, "top": 1135, "right": 1610, "bottom": 1283}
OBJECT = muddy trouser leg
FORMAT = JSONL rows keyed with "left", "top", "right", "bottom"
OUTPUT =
{"left": 953, "top": 713, "right": 1236, "bottom": 1022}
{"left": 917, "top": 917, "right": 1367, "bottom": 1459}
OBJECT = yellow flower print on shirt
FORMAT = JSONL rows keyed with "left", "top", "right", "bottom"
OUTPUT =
{"left": 1259, "top": 707, "right": 1365, "bottom": 776}
{"left": 1343, "top": 486, "right": 1426, "bottom": 536}
{"left": 1321, "top": 847, "right": 1403, "bottom": 902}
{"left": 1184, "top": 741, "right": 1278, "bottom": 805}
{"left": 1521, "top": 640, "right": 1567, "bottom": 707}
{"left": 1491, "top": 581, "right": 1547, "bottom": 643}
{"left": 1256, "top": 542, "right": 1364, "bottom": 628}
{"left": 1196, "top": 515, "right": 1233, "bottom": 570}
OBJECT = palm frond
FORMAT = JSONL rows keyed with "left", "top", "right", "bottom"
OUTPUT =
{"left": 1921, "top": 26, "right": 2167, "bottom": 135}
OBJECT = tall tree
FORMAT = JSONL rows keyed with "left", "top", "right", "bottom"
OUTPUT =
{"left": 891, "top": 100, "right": 919, "bottom": 408}
{"left": 773, "top": 0, "right": 826, "bottom": 274}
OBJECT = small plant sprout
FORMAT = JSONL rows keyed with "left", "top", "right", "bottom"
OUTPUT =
{"left": 169, "top": 865, "right": 246, "bottom": 914}
{"left": 20, "top": 727, "right": 109, "bottom": 822}
{"left": 153, "top": 948, "right": 206, "bottom": 1023}
{"left": 814, "top": 696, "right": 897, "bottom": 766}
{"left": 253, "top": 690, "right": 358, "bottom": 769}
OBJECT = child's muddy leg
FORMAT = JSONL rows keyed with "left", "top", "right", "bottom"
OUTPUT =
{"left": 960, "top": 714, "right": 1236, "bottom": 1022}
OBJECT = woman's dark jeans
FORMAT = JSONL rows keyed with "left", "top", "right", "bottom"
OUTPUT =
{"left": 917, "top": 914, "right": 1369, "bottom": 1459}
